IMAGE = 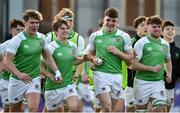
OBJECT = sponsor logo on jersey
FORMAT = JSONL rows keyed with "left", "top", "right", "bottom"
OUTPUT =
{"left": 24, "top": 45, "right": 29, "bottom": 49}
{"left": 97, "top": 39, "right": 102, "bottom": 43}
{"left": 57, "top": 52, "right": 62, "bottom": 56}
{"left": 147, "top": 47, "right": 152, "bottom": 51}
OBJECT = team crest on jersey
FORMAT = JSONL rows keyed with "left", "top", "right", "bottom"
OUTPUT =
{"left": 161, "top": 47, "right": 167, "bottom": 53}
{"left": 39, "top": 40, "right": 44, "bottom": 48}
{"left": 115, "top": 38, "right": 120, "bottom": 42}
{"left": 176, "top": 53, "right": 179, "bottom": 59}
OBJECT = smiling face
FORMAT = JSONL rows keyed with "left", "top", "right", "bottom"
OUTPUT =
{"left": 10, "top": 25, "right": 24, "bottom": 37}
{"left": 136, "top": 21, "right": 149, "bottom": 37}
{"left": 149, "top": 24, "right": 162, "bottom": 38}
{"left": 56, "top": 23, "right": 69, "bottom": 39}
{"left": 24, "top": 18, "right": 40, "bottom": 35}
{"left": 103, "top": 16, "right": 119, "bottom": 33}
{"left": 162, "top": 26, "right": 176, "bottom": 42}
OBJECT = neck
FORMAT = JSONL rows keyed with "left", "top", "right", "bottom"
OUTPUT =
{"left": 150, "top": 34, "right": 160, "bottom": 40}
{"left": 59, "top": 37, "right": 67, "bottom": 44}
{"left": 164, "top": 37, "right": 174, "bottom": 43}
{"left": 137, "top": 32, "right": 143, "bottom": 38}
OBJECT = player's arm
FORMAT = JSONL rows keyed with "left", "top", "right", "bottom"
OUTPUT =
{"left": 107, "top": 45, "right": 133, "bottom": 65}
{"left": 4, "top": 38, "right": 32, "bottom": 82}
{"left": 164, "top": 58, "right": 172, "bottom": 83}
{"left": 0, "top": 54, "right": 4, "bottom": 72}
{"left": 40, "top": 61, "right": 55, "bottom": 82}
{"left": 131, "top": 57, "right": 161, "bottom": 72}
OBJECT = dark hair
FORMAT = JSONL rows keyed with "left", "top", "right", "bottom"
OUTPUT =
{"left": 22, "top": 9, "right": 43, "bottom": 22}
{"left": 147, "top": 15, "right": 163, "bottom": 26}
{"left": 52, "top": 19, "right": 69, "bottom": 31}
{"left": 9, "top": 19, "right": 24, "bottom": 30}
{"left": 162, "top": 20, "right": 175, "bottom": 30}
{"left": 133, "top": 16, "right": 147, "bottom": 29}
{"left": 98, "top": 19, "right": 103, "bottom": 28}
{"left": 104, "top": 7, "right": 119, "bottom": 18}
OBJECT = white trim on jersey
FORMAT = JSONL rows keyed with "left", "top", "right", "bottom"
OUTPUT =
{"left": 160, "top": 38, "right": 171, "bottom": 60}
{"left": 86, "top": 29, "right": 103, "bottom": 52}
{"left": 134, "top": 37, "right": 148, "bottom": 60}
{"left": 0, "top": 40, "right": 11, "bottom": 56}
{"left": 47, "top": 40, "right": 76, "bottom": 55}
{"left": 7, "top": 32, "right": 46, "bottom": 55}
{"left": 134, "top": 36, "right": 171, "bottom": 60}
{"left": 116, "top": 29, "right": 132, "bottom": 52}
{"left": 77, "top": 35, "right": 85, "bottom": 52}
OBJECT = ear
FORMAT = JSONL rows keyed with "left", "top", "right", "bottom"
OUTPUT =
{"left": 162, "top": 31, "right": 165, "bottom": 36}
{"left": 116, "top": 20, "right": 119, "bottom": 26}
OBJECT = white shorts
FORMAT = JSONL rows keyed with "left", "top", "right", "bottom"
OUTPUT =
{"left": 125, "top": 86, "right": 135, "bottom": 107}
{"left": 94, "top": 71, "right": 124, "bottom": 99}
{"left": 45, "top": 84, "right": 78, "bottom": 111}
{"left": 93, "top": 95, "right": 101, "bottom": 109}
{"left": 134, "top": 78, "right": 166, "bottom": 105}
{"left": 166, "top": 89, "right": 174, "bottom": 106}
{"left": 0, "top": 79, "right": 9, "bottom": 105}
{"left": 8, "top": 76, "right": 41, "bottom": 104}
{"left": 77, "top": 83, "right": 94, "bottom": 101}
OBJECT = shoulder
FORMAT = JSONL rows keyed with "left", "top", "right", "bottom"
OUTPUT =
{"left": 160, "top": 38, "right": 169, "bottom": 46}
{"left": 116, "top": 29, "right": 130, "bottom": 38}
{"left": 90, "top": 29, "right": 103, "bottom": 37}
{"left": 36, "top": 32, "right": 45, "bottom": 39}
{"left": 68, "top": 40, "right": 77, "bottom": 48}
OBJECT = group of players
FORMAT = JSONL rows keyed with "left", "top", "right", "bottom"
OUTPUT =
{"left": 0, "top": 7, "right": 180, "bottom": 113}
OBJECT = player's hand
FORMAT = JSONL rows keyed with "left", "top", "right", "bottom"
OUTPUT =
{"left": 94, "top": 58, "right": 103, "bottom": 66}
{"left": 17, "top": 73, "right": 32, "bottom": 83}
{"left": 165, "top": 75, "right": 172, "bottom": 83}
{"left": 107, "top": 45, "right": 119, "bottom": 55}
{"left": 152, "top": 65, "right": 161, "bottom": 73}
{"left": 54, "top": 71, "right": 63, "bottom": 83}
{"left": 81, "top": 72, "right": 89, "bottom": 84}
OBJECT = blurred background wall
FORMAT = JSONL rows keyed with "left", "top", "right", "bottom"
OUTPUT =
{"left": 0, "top": 0, "right": 180, "bottom": 46}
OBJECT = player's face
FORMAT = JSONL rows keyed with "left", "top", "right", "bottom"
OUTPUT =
{"left": 56, "top": 23, "right": 69, "bottom": 39}
{"left": 25, "top": 18, "right": 40, "bottom": 35}
{"left": 10, "top": 25, "right": 24, "bottom": 37}
{"left": 103, "top": 16, "right": 119, "bottom": 33}
{"left": 66, "top": 18, "right": 73, "bottom": 29}
{"left": 149, "top": 24, "right": 162, "bottom": 38}
{"left": 162, "top": 26, "right": 176, "bottom": 41}
{"left": 136, "top": 21, "right": 148, "bottom": 37}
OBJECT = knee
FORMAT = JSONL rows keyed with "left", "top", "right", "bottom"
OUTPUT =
{"left": 28, "top": 106, "right": 39, "bottom": 112}
{"left": 102, "top": 102, "right": 111, "bottom": 112}
{"left": 68, "top": 104, "right": 78, "bottom": 112}
{"left": 152, "top": 100, "right": 167, "bottom": 112}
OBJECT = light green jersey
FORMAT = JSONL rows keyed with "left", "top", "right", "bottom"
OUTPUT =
{"left": 7, "top": 31, "right": 46, "bottom": 79}
{"left": 45, "top": 40, "right": 76, "bottom": 90}
{"left": 122, "top": 61, "right": 127, "bottom": 88}
{"left": 134, "top": 35, "right": 171, "bottom": 81}
{"left": 88, "top": 29, "right": 132, "bottom": 74}
{"left": 0, "top": 40, "right": 11, "bottom": 80}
